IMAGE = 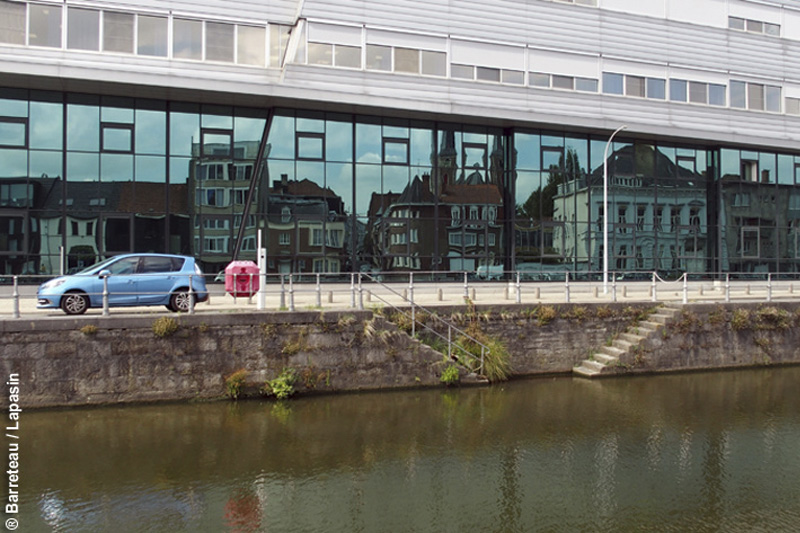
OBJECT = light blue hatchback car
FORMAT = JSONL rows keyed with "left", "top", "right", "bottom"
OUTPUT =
{"left": 37, "top": 253, "right": 209, "bottom": 315}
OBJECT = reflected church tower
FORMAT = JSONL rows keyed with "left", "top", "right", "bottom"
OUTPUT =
{"left": 433, "top": 130, "right": 457, "bottom": 195}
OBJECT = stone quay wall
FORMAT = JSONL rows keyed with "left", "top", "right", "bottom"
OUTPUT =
{"left": 1, "top": 302, "right": 799, "bottom": 408}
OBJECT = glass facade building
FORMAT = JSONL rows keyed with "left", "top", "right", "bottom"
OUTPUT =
{"left": 3, "top": 0, "right": 800, "bottom": 278}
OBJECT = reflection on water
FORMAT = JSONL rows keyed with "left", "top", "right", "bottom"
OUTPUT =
{"left": 17, "top": 367, "right": 800, "bottom": 532}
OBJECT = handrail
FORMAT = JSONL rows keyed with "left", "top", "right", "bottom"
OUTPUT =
{"left": 362, "top": 273, "right": 490, "bottom": 376}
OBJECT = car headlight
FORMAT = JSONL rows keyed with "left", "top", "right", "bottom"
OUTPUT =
{"left": 41, "top": 279, "right": 66, "bottom": 291}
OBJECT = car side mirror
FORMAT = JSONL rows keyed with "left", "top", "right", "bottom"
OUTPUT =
{"left": 99, "top": 269, "right": 111, "bottom": 279}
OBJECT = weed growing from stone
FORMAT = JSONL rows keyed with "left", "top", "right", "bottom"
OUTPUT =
{"left": 225, "top": 369, "right": 248, "bottom": 400}
{"left": 152, "top": 316, "right": 179, "bottom": 338}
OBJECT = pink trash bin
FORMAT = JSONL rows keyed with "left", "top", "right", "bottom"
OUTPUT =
{"left": 224, "top": 260, "right": 260, "bottom": 298}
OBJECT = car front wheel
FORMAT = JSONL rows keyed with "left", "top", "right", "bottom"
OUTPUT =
{"left": 169, "top": 290, "right": 193, "bottom": 313}
{"left": 61, "top": 292, "right": 89, "bottom": 315}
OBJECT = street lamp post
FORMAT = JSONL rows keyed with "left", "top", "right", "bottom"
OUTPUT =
{"left": 603, "top": 125, "right": 627, "bottom": 294}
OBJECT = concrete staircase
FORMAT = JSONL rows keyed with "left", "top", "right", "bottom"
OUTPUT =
{"left": 573, "top": 304, "right": 681, "bottom": 378}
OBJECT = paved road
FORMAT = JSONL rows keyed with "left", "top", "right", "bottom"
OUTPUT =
{"left": 1, "top": 277, "right": 799, "bottom": 319}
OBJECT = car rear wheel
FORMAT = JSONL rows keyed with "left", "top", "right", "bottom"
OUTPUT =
{"left": 61, "top": 292, "right": 89, "bottom": 315}
{"left": 168, "top": 290, "right": 193, "bottom": 313}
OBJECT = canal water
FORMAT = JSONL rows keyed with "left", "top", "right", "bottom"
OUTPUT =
{"left": 15, "top": 367, "right": 800, "bottom": 532}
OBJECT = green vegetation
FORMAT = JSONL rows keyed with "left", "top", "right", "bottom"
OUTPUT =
{"left": 225, "top": 369, "right": 248, "bottom": 400}
{"left": 79, "top": 324, "right": 98, "bottom": 336}
{"left": 755, "top": 306, "right": 791, "bottom": 330}
{"left": 264, "top": 368, "right": 298, "bottom": 400}
{"left": 152, "top": 316, "right": 179, "bottom": 338}
{"left": 440, "top": 364, "right": 460, "bottom": 387}
{"left": 731, "top": 309, "right": 750, "bottom": 331}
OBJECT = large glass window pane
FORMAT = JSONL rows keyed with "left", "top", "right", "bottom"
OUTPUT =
{"left": 269, "top": 24, "right": 290, "bottom": 68}
{"left": 137, "top": 15, "right": 167, "bottom": 57}
{"left": 135, "top": 109, "right": 166, "bottom": 155}
{"left": 625, "top": 76, "right": 645, "bottom": 97}
{"left": 173, "top": 19, "right": 202, "bottom": 60}
{"left": 355, "top": 163, "right": 380, "bottom": 216}
{"left": 308, "top": 42, "right": 332, "bottom": 65}
{"left": 101, "top": 153, "right": 133, "bottom": 182}
{"left": 502, "top": 70, "right": 524, "bottom": 85}
{"left": 335, "top": 45, "right": 361, "bottom": 68}
{"left": 730, "top": 81, "right": 746, "bottom": 108}
{"left": 102, "top": 125, "right": 132, "bottom": 152}
{"left": 748, "top": 83, "right": 765, "bottom": 111}
{"left": 422, "top": 51, "right": 446, "bottom": 76}
{"left": 103, "top": 11, "right": 133, "bottom": 53}
{"left": 29, "top": 4, "right": 62, "bottom": 48}
{"left": 326, "top": 119, "right": 353, "bottom": 163}
{"left": 689, "top": 82, "right": 707, "bottom": 104}
{"left": 327, "top": 162, "right": 353, "bottom": 214}
{"left": 0, "top": 148, "right": 26, "bottom": 176}
{"left": 646, "top": 78, "right": 666, "bottom": 99}
{"left": 394, "top": 48, "right": 419, "bottom": 73}
{"left": 237, "top": 25, "right": 265, "bottom": 66}
{"left": 573, "top": 77, "right": 596, "bottom": 92}
{"left": 0, "top": 120, "right": 25, "bottom": 147}
{"left": 669, "top": 79, "right": 687, "bottom": 102}
{"left": 206, "top": 22, "right": 234, "bottom": 62}
{"left": 0, "top": 0, "right": 25, "bottom": 45}
{"left": 67, "top": 8, "right": 99, "bottom": 51}
{"left": 135, "top": 155, "right": 166, "bottom": 183}
{"left": 67, "top": 104, "right": 99, "bottom": 152}
{"left": 766, "top": 86, "right": 781, "bottom": 112}
{"left": 476, "top": 67, "right": 501, "bottom": 82}
{"left": 709, "top": 84, "right": 726, "bottom": 106}
{"left": 515, "top": 133, "right": 540, "bottom": 170}
{"left": 366, "top": 44, "right": 391, "bottom": 71}
{"left": 266, "top": 114, "right": 295, "bottom": 159}
{"left": 451, "top": 64, "right": 474, "bottom": 79}
{"left": 30, "top": 149, "right": 62, "bottom": 178}
{"left": 552, "top": 75, "right": 574, "bottom": 90}
{"left": 67, "top": 152, "right": 99, "bottom": 182}
{"left": 603, "top": 72, "right": 624, "bottom": 95}
{"left": 169, "top": 109, "right": 200, "bottom": 157}
{"left": 356, "top": 121, "right": 381, "bottom": 164}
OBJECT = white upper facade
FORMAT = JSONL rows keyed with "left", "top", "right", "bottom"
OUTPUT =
{"left": 3, "top": 0, "right": 800, "bottom": 150}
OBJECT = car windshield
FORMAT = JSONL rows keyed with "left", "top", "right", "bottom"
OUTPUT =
{"left": 74, "top": 256, "right": 125, "bottom": 275}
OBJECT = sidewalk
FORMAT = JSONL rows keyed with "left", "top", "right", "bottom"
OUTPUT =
{"left": 1, "top": 278, "right": 798, "bottom": 319}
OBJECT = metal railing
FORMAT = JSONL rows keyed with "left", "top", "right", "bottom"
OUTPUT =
{"left": 361, "top": 273, "right": 489, "bottom": 376}
{"left": 5, "top": 269, "right": 800, "bottom": 319}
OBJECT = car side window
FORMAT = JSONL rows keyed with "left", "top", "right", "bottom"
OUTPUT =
{"left": 141, "top": 256, "right": 179, "bottom": 274}
{"left": 107, "top": 257, "right": 140, "bottom": 275}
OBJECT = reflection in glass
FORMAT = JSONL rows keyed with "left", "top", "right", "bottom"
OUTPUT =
{"left": 29, "top": 4, "right": 62, "bottom": 48}
{"left": 169, "top": 111, "right": 200, "bottom": 157}
{"left": 100, "top": 153, "right": 133, "bottom": 182}
{"left": 135, "top": 156, "right": 166, "bottom": 183}
{"left": 237, "top": 26, "right": 266, "bottom": 66}
{"left": 135, "top": 109, "right": 166, "bottom": 155}
{"left": 103, "top": 11, "right": 134, "bottom": 54}
{"left": 67, "top": 104, "right": 100, "bottom": 152}
{"left": 173, "top": 19, "right": 202, "bottom": 60}
{"left": 0, "top": 148, "right": 26, "bottom": 176}
{"left": 30, "top": 150, "right": 62, "bottom": 178}
{"left": 67, "top": 8, "right": 99, "bottom": 51}
{"left": 206, "top": 22, "right": 234, "bottom": 63}
{"left": 267, "top": 114, "right": 295, "bottom": 159}
{"left": 67, "top": 152, "right": 99, "bottom": 182}
{"left": 325, "top": 120, "right": 353, "bottom": 163}
{"left": 137, "top": 15, "right": 168, "bottom": 57}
